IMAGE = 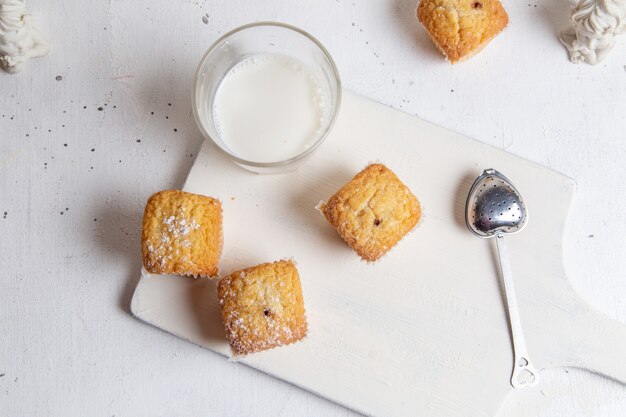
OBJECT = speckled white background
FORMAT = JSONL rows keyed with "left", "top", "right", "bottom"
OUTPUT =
{"left": 1, "top": 1, "right": 625, "bottom": 416}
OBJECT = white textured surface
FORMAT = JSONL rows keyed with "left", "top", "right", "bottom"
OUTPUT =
{"left": 1, "top": 1, "right": 625, "bottom": 416}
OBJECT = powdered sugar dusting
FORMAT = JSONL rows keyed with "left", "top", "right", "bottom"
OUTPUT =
{"left": 163, "top": 215, "right": 200, "bottom": 239}
{"left": 144, "top": 203, "right": 205, "bottom": 276}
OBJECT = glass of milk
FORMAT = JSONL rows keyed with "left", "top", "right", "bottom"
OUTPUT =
{"left": 193, "top": 22, "right": 341, "bottom": 174}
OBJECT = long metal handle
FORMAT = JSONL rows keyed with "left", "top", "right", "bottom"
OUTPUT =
{"left": 495, "top": 234, "right": 540, "bottom": 389}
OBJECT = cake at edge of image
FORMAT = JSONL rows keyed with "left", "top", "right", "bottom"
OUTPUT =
{"left": 319, "top": 163, "right": 422, "bottom": 262}
{"left": 217, "top": 260, "right": 307, "bottom": 356}
{"left": 141, "top": 190, "right": 223, "bottom": 277}
{"left": 416, "top": 0, "right": 509, "bottom": 63}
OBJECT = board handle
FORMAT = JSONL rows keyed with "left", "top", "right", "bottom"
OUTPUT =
{"left": 547, "top": 299, "right": 626, "bottom": 385}
{"left": 574, "top": 306, "right": 626, "bottom": 384}
{"left": 535, "top": 182, "right": 626, "bottom": 384}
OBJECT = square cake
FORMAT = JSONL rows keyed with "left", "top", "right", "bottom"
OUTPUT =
{"left": 417, "top": 0, "right": 508, "bottom": 63}
{"left": 320, "top": 164, "right": 421, "bottom": 262}
{"left": 142, "top": 190, "right": 222, "bottom": 277}
{"left": 217, "top": 260, "right": 307, "bottom": 355}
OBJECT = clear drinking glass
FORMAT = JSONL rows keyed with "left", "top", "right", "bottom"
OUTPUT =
{"left": 192, "top": 22, "right": 341, "bottom": 174}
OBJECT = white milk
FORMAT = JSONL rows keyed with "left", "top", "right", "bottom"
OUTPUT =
{"left": 211, "top": 54, "right": 329, "bottom": 163}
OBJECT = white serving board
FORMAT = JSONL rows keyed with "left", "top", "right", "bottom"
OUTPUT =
{"left": 131, "top": 91, "right": 626, "bottom": 417}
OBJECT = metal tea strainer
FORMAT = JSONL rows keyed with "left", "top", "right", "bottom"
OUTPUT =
{"left": 465, "top": 169, "right": 540, "bottom": 389}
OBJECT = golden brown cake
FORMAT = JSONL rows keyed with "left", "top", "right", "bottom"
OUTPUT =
{"left": 417, "top": 0, "right": 509, "bottom": 63}
{"left": 320, "top": 164, "right": 421, "bottom": 262}
{"left": 142, "top": 190, "right": 222, "bottom": 277}
{"left": 218, "top": 260, "right": 307, "bottom": 355}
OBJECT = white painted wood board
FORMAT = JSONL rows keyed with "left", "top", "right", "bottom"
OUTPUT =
{"left": 131, "top": 91, "right": 626, "bottom": 417}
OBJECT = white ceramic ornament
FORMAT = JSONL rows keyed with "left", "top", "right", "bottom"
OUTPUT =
{"left": 560, "top": 0, "right": 626, "bottom": 65}
{"left": 0, "top": 0, "right": 49, "bottom": 73}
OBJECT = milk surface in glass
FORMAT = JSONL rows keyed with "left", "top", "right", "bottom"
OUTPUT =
{"left": 210, "top": 54, "right": 330, "bottom": 163}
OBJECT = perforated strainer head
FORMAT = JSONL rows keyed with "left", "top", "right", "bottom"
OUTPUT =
{"left": 465, "top": 169, "right": 528, "bottom": 238}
